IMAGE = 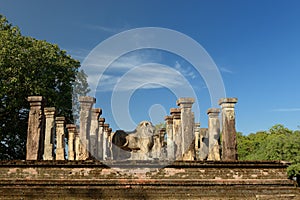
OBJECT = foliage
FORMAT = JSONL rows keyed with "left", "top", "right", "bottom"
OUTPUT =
{"left": 72, "top": 69, "right": 91, "bottom": 125}
{"left": 0, "top": 15, "right": 82, "bottom": 159}
{"left": 237, "top": 124, "right": 300, "bottom": 179}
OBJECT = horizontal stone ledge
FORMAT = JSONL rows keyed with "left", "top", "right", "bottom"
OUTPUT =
{"left": 0, "top": 179, "right": 295, "bottom": 186}
{"left": 0, "top": 160, "right": 291, "bottom": 168}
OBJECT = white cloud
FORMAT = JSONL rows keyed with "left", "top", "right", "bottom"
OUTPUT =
{"left": 85, "top": 24, "right": 129, "bottom": 34}
{"left": 97, "top": 64, "right": 193, "bottom": 92}
{"left": 219, "top": 66, "right": 234, "bottom": 74}
{"left": 174, "top": 61, "right": 196, "bottom": 79}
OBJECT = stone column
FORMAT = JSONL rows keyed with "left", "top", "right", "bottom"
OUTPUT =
{"left": 219, "top": 98, "right": 238, "bottom": 161}
{"left": 170, "top": 108, "right": 181, "bottom": 160}
{"left": 43, "top": 107, "right": 55, "bottom": 160}
{"left": 66, "top": 124, "right": 76, "bottom": 160}
{"left": 55, "top": 117, "right": 65, "bottom": 160}
{"left": 194, "top": 123, "right": 200, "bottom": 160}
{"left": 207, "top": 108, "right": 221, "bottom": 161}
{"left": 90, "top": 108, "right": 102, "bottom": 158}
{"left": 199, "top": 128, "right": 209, "bottom": 160}
{"left": 177, "top": 98, "right": 195, "bottom": 160}
{"left": 151, "top": 131, "right": 161, "bottom": 159}
{"left": 103, "top": 123, "right": 110, "bottom": 160}
{"left": 98, "top": 118, "right": 105, "bottom": 160}
{"left": 160, "top": 128, "right": 167, "bottom": 159}
{"left": 107, "top": 127, "right": 113, "bottom": 160}
{"left": 74, "top": 131, "right": 81, "bottom": 160}
{"left": 165, "top": 116, "right": 175, "bottom": 160}
{"left": 79, "top": 96, "right": 96, "bottom": 160}
{"left": 26, "top": 96, "right": 45, "bottom": 160}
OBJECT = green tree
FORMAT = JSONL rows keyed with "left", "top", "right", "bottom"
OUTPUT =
{"left": 0, "top": 15, "right": 82, "bottom": 159}
{"left": 237, "top": 124, "right": 300, "bottom": 180}
{"left": 72, "top": 69, "right": 90, "bottom": 125}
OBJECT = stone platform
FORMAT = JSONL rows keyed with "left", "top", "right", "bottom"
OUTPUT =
{"left": 0, "top": 160, "right": 299, "bottom": 199}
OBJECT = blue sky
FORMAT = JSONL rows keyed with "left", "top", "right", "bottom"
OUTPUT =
{"left": 1, "top": 0, "right": 299, "bottom": 134}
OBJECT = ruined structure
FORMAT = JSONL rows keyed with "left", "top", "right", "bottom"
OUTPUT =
{"left": 0, "top": 95, "right": 298, "bottom": 199}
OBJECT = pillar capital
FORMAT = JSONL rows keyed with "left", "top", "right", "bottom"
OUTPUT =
{"left": 165, "top": 115, "right": 173, "bottom": 124}
{"left": 44, "top": 107, "right": 55, "bottom": 118}
{"left": 79, "top": 96, "right": 96, "bottom": 110}
{"left": 66, "top": 124, "right": 77, "bottom": 132}
{"left": 27, "top": 96, "right": 44, "bottom": 107}
{"left": 78, "top": 96, "right": 96, "bottom": 104}
{"left": 104, "top": 123, "right": 109, "bottom": 131}
{"left": 55, "top": 117, "right": 65, "bottom": 124}
{"left": 207, "top": 108, "right": 221, "bottom": 117}
{"left": 218, "top": 98, "right": 238, "bottom": 108}
{"left": 92, "top": 108, "right": 102, "bottom": 120}
{"left": 99, "top": 118, "right": 105, "bottom": 126}
{"left": 176, "top": 97, "right": 195, "bottom": 108}
{"left": 170, "top": 108, "right": 181, "bottom": 119}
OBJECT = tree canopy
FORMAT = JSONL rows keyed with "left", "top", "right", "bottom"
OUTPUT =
{"left": 237, "top": 124, "right": 300, "bottom": 180}
{"left": 0, "top": 15, "right": 82, "bottom": 159}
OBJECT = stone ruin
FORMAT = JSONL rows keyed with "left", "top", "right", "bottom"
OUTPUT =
{"left": 1, "top": 96, "right": 299, "bottom": 199}
{"left": 26, "top": 96, "right": 239, "bottom": 162}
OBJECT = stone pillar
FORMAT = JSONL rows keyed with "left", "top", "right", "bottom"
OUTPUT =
{"left": 160, "top": 128, "right": 167, "bottom": 159}
{"left": 66, "top": 124, "right": 76, "bottom": 160}
{"left": 98, "top": 118, "right": 105, "bottom": 160}
{"left": 107, "top": 127, "right": 113, "bottom": 160}
{"left": 26, "top": 96, "right": 45, "bottom": 160}
{"left": 177, "top": 98, "right": 195, "bottom": 160}
{"left": 199, "top": 128, "right": 209, "bottom": 160}
{"left": 219, "top": 98, "right": 238, "bottom": 161}
{"left": 151, "top": 131, "right": 162, "bottom": 159}
{"left": 207, "top": 108, "right": 221, "bottom": 161}
{"left": 55, "top": 117, "right": 65, "bottom": 160}
{"left": 43, "top": 107, "right": 55, "bottom": 160}
{"left": 90, "top": 108, "right": 102, "bottom": 158}
{"left": 194, "top": 123, "right": 200, "bottom": 160}
{"left": 79, "top": 96, "right": 96, "bottom": 160}
{"left": 74, "top": 131, "right": 81, "bottom": 160}
{"left": 170, "top": 108, "right": 181, "bottom": 160}
{"left": 103, "top": 123, "right": 110, "bottom": 160}
{"left": 165, "top": 116, "right": 175, "bottom": 160}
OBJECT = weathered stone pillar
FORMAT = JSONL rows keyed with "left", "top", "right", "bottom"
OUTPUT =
{"left": 160, "top": 128, "right": 167, "bottom": 159}
{"left": 194, "top": 123, "right": 200, "bottom": 160}
{"left": 108, "top": 127, "right": 113, "bottom": 160}
{"left": 26, "top": 96, "right": 45, "bottom": 160}
{"left": 170, "top": 108, "right": 181, "bottom": 160}
{"left": 177, "top": 98, "right": 195, "bottom": 160}
{"left": 74, "top": 131, "right": 81, "bottom": 160}
{"left": 90, "top": 108, "right": 101, "bottom": 158}
{"left": 79, "top": 96, "right": 96, "bottom": 160}
{"left": 151, "top": 131, "right": 162, "bottom": 159}
{"left": 165, "top": 116, "right": 175, "bottom": 160}
{"left": 98, "top": 118, "right": 105, "bottom": 160}
{"left": 199, "top": 128, "right": 209, "bottom": 160}
{"left": 103, "top": 123, "right": 110, "bottom": 160}
{"left": 43, "top": 107, "right": 55, "bottom": 160}
{"left": 207, "top": 108, "right": 221, "bottom": 161}
{"left": 66, "top": 124, "right": 76, "bottom": 160}
{"left": 55, "top": 117, "right": 65, "bottom": 160}
{"left": 219, "top": 98, "right": 238, "bottom": 161}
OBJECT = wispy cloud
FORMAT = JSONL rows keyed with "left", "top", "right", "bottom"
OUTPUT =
{"left": 271, "top": 108, "right": 300, "bottom": 112}
{"left": 174, "top": 61, "right": 196, "bottom": 79}
{"left": 219, "top": 66, "right": 234, "bottom": 74}
{"left": 97, "top": 64, "right": 192, "bottom": 92}
{"left": 82, "top": 51, "right": 197, "bottom": 95}
{"left": 85, "top": 24, "right": 129, "bottom": 34}
{"left": 65, "top": 48, "right": 91, "bottom": 62}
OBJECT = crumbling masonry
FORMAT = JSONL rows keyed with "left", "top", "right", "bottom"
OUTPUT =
{"left": 25, "top": 96, "right": 238, "bottom": 162}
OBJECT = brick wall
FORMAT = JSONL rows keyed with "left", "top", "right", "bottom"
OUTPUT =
{"left": 0, "top": 160, "right": 299, "bottom": 199}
